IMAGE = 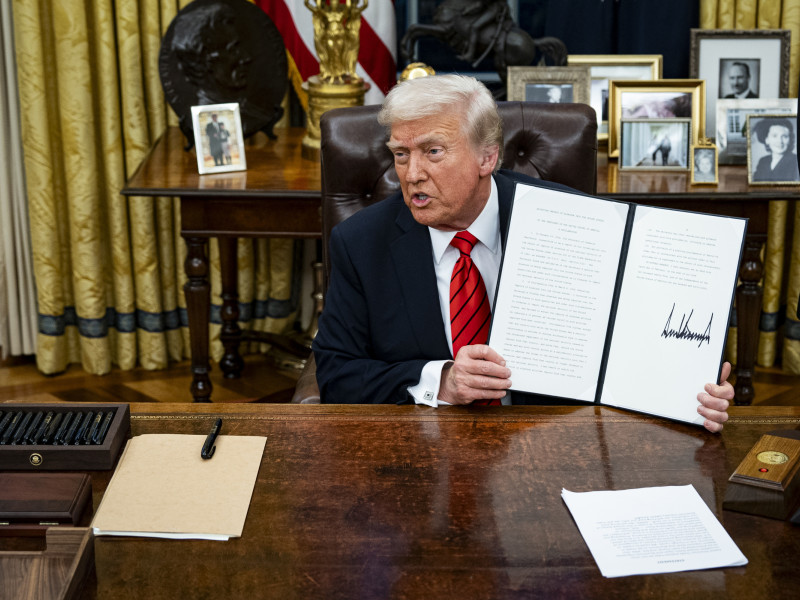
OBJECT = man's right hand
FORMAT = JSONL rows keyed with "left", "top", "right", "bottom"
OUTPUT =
{"left": 438, "top": 344, "right": 512, "bottom": 405}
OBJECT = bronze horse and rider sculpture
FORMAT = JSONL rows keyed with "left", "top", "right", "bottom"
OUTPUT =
{"left": 400, "top": 0, "right": 566, "bottom": 96}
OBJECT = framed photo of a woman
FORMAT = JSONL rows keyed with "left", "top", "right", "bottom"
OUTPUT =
{"left": 746, "top": 114, "right": 800, "bottom": 185}
{"left": 690, "top": 144, "right": 718, "bottom": 185}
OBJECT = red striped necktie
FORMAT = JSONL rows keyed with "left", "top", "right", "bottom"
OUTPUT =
{"left": 449, "top": 232, "right": 498, "bottom": 406}
{"left": 449, "top": 231, "right": 492, "bottom": 350}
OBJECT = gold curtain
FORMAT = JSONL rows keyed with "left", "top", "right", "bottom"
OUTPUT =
{"left": 701, "top": 0, "right": 800, "bottom": 372}
{"left": 12, "top": 0, "right": 298, "bottom": 376}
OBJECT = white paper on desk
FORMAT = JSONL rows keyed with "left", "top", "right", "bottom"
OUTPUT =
{"left": 92, "top": 434, "right": 266, "bottom": 540}
{"left": 561, "top": 485, "right": 747, "bottom": 578}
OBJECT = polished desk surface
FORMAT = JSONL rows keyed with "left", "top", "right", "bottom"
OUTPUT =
{"left": 69, "top": 404, "right": 800, "bottom": 599}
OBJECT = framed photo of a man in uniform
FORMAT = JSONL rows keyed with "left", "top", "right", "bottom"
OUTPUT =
{"left": 191, "top": 103, "right": 247, "bottom": 175}
{"left": 689, "top": 29, "right": 791, "bottom": 140}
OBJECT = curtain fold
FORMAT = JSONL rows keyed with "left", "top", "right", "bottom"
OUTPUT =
{"left": 701, "top": 0, "right": 800, "bottom": 372}
{"left": 12, "top": 0, "right": 299, "bottom": 377}
{"left": 0, "top": 1, "right": 37, "bottom": 358}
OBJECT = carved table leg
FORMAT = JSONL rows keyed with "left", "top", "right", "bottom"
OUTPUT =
{"left": 734, "top": 235, "right": 766, "bottom": 405}
{"left": 219, "top": 236, "right": 244, "bottom": 379}
{"left": 184, "top": 236, "right": 212, "bottom": 402}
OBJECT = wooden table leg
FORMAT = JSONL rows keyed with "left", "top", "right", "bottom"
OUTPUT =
{"left": 219, "top": 237, "right": 244, "bottom": 379}
{"left": 184, "top": 236, "right": 212, "bottom": 402}
{"left": 734, "top": 235, "right": 766, "bottom": 405}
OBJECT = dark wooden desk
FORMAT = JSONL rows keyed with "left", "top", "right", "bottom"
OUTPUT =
{"left": 74, "top": 404, "right": 799, "bottom": 599}
{"left": 122, "top": 127, "right": 321, "bottom": 402}
{"left": 598, "top": 157, "right": 799, "bottom": 404}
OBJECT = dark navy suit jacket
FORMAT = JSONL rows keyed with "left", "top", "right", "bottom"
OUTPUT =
{"left": 312, "top": 170, "right": 582, "bottom": 404}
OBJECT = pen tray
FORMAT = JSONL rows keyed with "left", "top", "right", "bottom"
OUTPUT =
{"left": 0, "top": 403, "right": 130, "bottom": 471}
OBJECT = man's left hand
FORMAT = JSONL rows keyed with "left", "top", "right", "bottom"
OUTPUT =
{"left": 697, "top": 361, "right": 734, "bottom": 433}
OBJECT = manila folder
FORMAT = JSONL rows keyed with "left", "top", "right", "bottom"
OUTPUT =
{"left": 92, "top": 434, "right": 266, "bottom": 540}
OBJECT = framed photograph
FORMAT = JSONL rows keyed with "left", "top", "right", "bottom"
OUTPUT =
{"left": 746, "top": 113, "right": 800, "bottom": 186}
{"left": 567, "top": 55, "right": 662, "bottom": 141}
{"left": 619, "top": 118, "right": 691, "bottom": 171}
{"left": 716, "top": 98, "right": 797, "bottom": 164}
{"left": 507, "top": 66, "right": 591, "bottom": 106}
{"left": 690, "top": 143, "right": 718, "bottom": 185}
{"left": 689, "top": 29, "right": 791, "bottom": 139}
{"left": 191, "top": 103, "right": 247, "bottom": 175}
{"left": 608, "top": 80, "right": 705, "bottom": 158}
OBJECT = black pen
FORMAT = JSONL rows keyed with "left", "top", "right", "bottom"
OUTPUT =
{"left": 63, "top": 411, "right": 86, "bottom": 445}
{"left": 201, "top": 418, "right": 222, "bottom": 459}
{"left": 22, "top": 411, "right": 44, "bottom": 444}
{"left": 53, "top": 411, "right": 75, "bottom": 444}
{"left": 41, "top": 412, "right": 63, "bottom": 445}
{"left": 10, "top": 412, "right": 33, "bottom": 444}
{"left": 31, "top": 411, "right": 54, "bottom": 445}
{"left": 93, "top": 410, "right": 114, "bottom": 445}
{"left": 0, "top": 411, "right": 13, "bottom": 439}
{"left": 0, "top": 412, "right": 21, "bottom": 444}
{"left": 85, "top": 411, "right": 103, "bottom": 445}
{"left": 72, "top": 411, "right": 93, "bottom": 445}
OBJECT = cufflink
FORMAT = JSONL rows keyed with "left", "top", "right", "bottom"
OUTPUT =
{"left": 423, "top": 391, "right": 434, "bottom": 402}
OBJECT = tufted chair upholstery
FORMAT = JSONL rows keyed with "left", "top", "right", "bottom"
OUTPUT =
{"left": 291, "top": 101, "right": 597, "bottom": 404}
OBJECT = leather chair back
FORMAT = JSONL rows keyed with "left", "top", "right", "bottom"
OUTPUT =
{"left": 319, "top": 101, "right": 598, "bottom": 290}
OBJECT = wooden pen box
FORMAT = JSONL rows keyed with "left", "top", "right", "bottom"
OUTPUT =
{"left": 0, "top": 403, "right": 130, "bottom": 471}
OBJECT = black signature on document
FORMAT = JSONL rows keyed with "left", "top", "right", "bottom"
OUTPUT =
{"left": 661, "top": 303, "right": 712, "bottom": 348}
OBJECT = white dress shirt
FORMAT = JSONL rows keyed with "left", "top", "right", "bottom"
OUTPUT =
{"left": 407, "top": 177, "right": 511, "bottom": 406}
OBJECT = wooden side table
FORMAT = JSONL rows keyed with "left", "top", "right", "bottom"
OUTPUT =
{"left": 123, "top": 127, "right": 321, "bottom": 402}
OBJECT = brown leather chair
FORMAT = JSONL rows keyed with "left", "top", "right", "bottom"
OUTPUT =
{"left": 291, "top": 101, "right": 598, "bottom": 404}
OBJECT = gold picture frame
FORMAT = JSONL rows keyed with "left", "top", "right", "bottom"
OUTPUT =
{"left": 608, "top": 79, "right": 706, "bottom": 158}
{"left": 507, "top": 66, "right": 591, "bottom": 106}
{"left": 619, "top": 118, "right": 691, "bottom": 171}
{"left": 746, "top": 113, "right": 800, "bottom": 186}
{"left": 690, "top": 141, "right": 718, "bottom": 185}
{"left": 567, "top": 54, "right": 663, "bottom": 142}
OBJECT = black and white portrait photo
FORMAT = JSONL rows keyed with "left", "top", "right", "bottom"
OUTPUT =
{"left": 692, "top": 147, "right": 717, "bottom": 184}
{"left": 747, "top": 115, "right": 800, "bottom": 184}
{"left": 525, "top": 83, "right": 574, "bottom": 104}
{"left": 620, "top": 120, "right": 690, "bottom": 170}
{"left": 719, "top": 59, "right": 760, "bottom": 99}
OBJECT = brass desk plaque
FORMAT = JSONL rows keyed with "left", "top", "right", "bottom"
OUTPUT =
{"left": 723, "top": 431, "right": 800, "bottom": 521}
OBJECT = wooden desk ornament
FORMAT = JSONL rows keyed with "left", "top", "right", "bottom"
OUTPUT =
{"left": 723, "top": 430, "right": 800, "bottom": 523}
{"left": 0, "top": 403, "right": 130, "bottom": 471}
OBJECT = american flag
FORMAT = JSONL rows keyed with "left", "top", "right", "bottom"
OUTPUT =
{"left": 256, "top": 0, "right": 397, "bottom": 107}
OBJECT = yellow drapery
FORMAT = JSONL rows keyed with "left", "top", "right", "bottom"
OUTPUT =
{"left": 12, "top": 0, "right": 298, "bottom": 376}
{"left": 701, "top": 0, "right": 800, "bottom": 372}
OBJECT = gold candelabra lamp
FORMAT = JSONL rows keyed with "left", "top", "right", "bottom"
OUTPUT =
{"left": 302, "top": 0, "right": 370, "bottom": 159}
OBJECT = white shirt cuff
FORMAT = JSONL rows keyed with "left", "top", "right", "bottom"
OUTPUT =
{"left": 408, "top": 360, "right": 453, "bottom": 406}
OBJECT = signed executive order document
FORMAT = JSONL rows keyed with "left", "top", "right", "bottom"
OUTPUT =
{"left": 488, "top": 184, "right": 746, "bottom": 424}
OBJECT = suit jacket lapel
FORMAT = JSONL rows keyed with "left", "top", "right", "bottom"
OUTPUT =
{"left": 495, "top": 172, "right": 515, "bottom": 247}
{"left": 390, "top": 205, "right": 452, "bottom": 358}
